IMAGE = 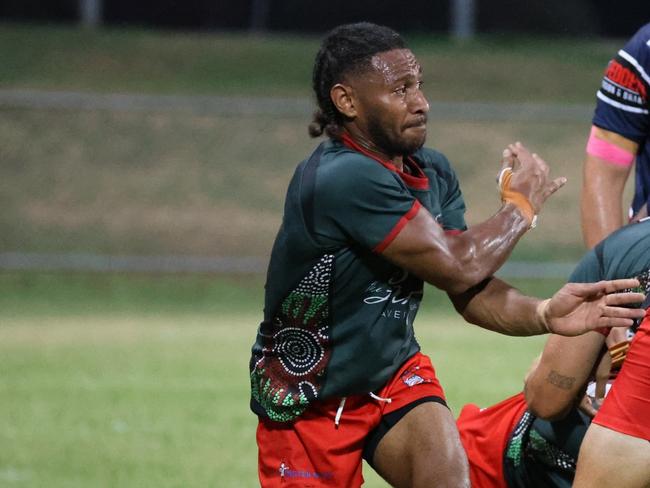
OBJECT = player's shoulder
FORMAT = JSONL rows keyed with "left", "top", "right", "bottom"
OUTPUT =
{"left": 317, "top": 140, "right": 402, "bottom": 184}
{"left": 621, "top": 23, "right": 650, "bottom": 58}
{"left": 321, "top": 139, "right": 378, "bottom": 167}
{"left": 568, "top": 223, "right": 650, "bottom": 284}
{"left": 602, "top": 218, "right": 650, "bottom": 254}
{"left": 630, "top": 22, "right": 650, "bottom": 45}
{"left": 596, "top": 218, "right": 650, "bottom": 278}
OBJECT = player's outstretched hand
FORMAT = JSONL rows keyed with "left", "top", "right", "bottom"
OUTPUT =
{"left": 543, "top": 279, "right": 646, "bottom": 337}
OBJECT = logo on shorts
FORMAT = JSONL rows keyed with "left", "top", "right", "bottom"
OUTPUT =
{"left": 401, "top": 365, "right": 431, "bottom": 387}
{"left": 278, "top": 462, "right": 333, "bottom": 480}
{"left": 403, "top": 374, "right": 425, "bottom": 387}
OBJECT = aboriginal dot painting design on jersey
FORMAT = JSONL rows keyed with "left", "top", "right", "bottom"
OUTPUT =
{"left": 251, "top": 254, "right": 334, "bottom": 422}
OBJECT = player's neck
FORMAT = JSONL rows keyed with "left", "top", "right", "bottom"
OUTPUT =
{"left": 340, "top": 131, "right": 404, "bottom": 171}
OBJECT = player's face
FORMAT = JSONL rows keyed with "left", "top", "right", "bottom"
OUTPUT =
{"left": 350, "top": 49, "right": 429, "bottom": 156}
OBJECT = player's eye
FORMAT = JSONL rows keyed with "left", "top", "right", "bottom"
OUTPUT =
{"left": 393, "top": 86, "right": 407, "bottom": 96}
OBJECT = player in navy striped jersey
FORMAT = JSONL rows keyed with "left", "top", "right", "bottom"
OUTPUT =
{"left": 581, "top": 23, "right": 650, "bottom": 248}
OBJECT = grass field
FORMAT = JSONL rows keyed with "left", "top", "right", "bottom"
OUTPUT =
{"left": 0, "top": 272, "right": 556, "bottom": 487}
{"left": 0, "top": 23, "right": 621, "bottom": 101}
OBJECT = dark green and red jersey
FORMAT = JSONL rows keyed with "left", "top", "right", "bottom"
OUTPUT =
{"left": 249, "top": 135, "right": 467, "bottom": 422}
{"left": 569, "top": 218, "right": 650, "bottom": 288}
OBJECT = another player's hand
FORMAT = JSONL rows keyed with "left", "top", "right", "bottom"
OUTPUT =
{"left": 502, "top": 142, "right": 567, "bottom": 214}
{"left": 578, "top": 393, "right": 600, "bottom": 418}
{"left": 543, "top": 279, "right": 645, "bottom": 337}
{"left": 578, "top": 349, "right": 614, "bottom": 418}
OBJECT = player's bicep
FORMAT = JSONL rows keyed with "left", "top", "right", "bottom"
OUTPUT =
{"left": 581, "top": 150, "right": 632, "bottom": 246}
{"left": 585, "top": 126, "right": 636, "bottom": 180}
{"left": 592, "top": 126, "right": 639, "bottom": 154}
{"left": 380, "top": 205, "right": 457, "bottom": 287}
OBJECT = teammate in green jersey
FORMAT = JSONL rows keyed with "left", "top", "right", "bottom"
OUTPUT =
{"left": 458, "top": 218, "right": 650, "bottom": 488}
{"left": 525, "top": 218, "right": 650, "bottom": 488}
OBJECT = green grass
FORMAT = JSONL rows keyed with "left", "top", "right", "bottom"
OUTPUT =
{"left": 0, "top": 24, "right": 317, "bottom": 96}
{"left": 2, "top": 315, "right": 256, "bottom": 487}
{"left": 0, "top": 23, "right": 621, "bottom": 102}
{"left": 1, "top": 272, "right": 557, "bottom": 487}
{"left": 0, "top": 24, "right": 318, "bottom": 96}
{"left": 0, "top": 271, "right": 265, "bottom": 317}
{"left": 0, "top": 270, "right": 561, "bottom": 317}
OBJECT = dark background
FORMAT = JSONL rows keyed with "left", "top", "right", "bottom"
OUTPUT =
{"left": 1, "top": 0, "right": 648, "bottom": 37}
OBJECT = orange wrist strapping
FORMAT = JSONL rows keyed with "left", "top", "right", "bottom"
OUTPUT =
{"left": 498, "top": 168, "right": 536, "bottom": 227}
{"left": 608, "top": 340, "right": 630, "bottom": 370}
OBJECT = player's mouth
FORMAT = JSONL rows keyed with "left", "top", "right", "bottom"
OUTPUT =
{"left": 404, "top": 117, "right": 427, "bottom": 130}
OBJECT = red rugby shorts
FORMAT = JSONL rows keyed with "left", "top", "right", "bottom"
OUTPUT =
{"left": 256, "top": 351, "right": 445, "bottom": 487}
{"left": 593, "top": 313, "right": 650, "bottom": 441}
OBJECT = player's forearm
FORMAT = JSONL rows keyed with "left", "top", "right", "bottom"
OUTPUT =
{"left": 524, "top": 376, "right": 583, "bottom": 421}
{"left": 423, "top": 204, "right": 530, "bottom": 294}
{"left": 524, "top": 332, "right": 605, "bottom": 420}
{"left": 580, "top": 183, "right": 625, "bottom": 249}
{"left": 449, "top": 277, "right": 547, "bottom": 336}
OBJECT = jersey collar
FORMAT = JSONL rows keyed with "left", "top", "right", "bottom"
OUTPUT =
{"left": 340, "top": 133, "right": 429, "bottom": 190}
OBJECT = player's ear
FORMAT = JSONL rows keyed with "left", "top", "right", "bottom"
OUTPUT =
{"left": 330, "top": 83, "right": 356, "bottom": 118}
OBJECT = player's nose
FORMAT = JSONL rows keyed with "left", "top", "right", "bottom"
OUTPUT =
{"left": 411, "top": 89, "right": 429, "bottom": 114}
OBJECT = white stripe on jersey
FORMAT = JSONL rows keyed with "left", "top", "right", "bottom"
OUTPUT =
{"left": 618, "top": 49, "right": 650, "bottom": 87}
{"left": 597, "top": 90, "right": 649, "bottom": 114}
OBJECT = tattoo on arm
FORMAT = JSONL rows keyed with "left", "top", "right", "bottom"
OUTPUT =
{"left": 546, "top": 370, "right": 576, "bottom": 390}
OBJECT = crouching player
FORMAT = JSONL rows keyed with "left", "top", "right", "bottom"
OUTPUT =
{"left": 457, "top": 217, "right": 650, "bottom": 488}
{"left": 573, "top": 226, "right": 650, "bottom": 487}
{"left": 457, "top": 333, "right": 626, "bottom": 488}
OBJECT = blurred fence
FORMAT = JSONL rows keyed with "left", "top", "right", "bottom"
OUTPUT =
{"left": 0, "top": 251, "right": 577, "bottom": 279}
{"left": 0, "top": 89, "right": 593, "bottom": 120}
